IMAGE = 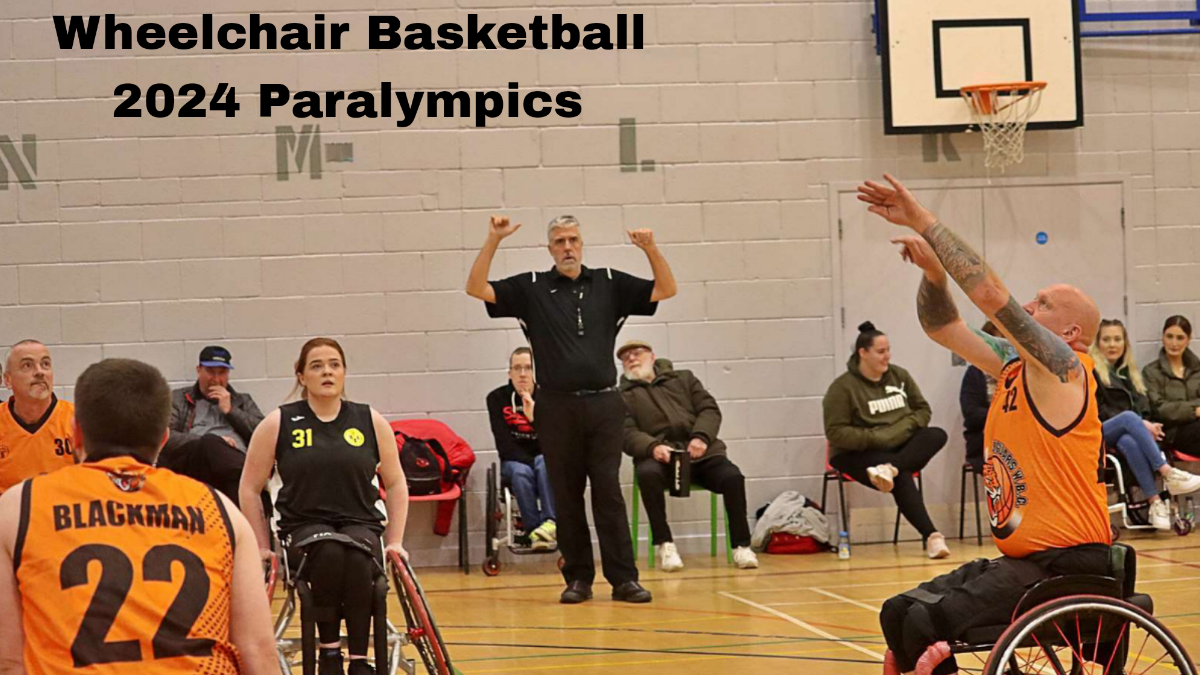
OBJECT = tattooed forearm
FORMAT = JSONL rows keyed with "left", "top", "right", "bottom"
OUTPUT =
{"left": 922, "top": 222, "right": 989, "bottom": 294}
{"left": 994, "top": 296, "right": 1081, "bottom": 383}
{"left": 916, "top": 276, "right": 959, "bottom": 332}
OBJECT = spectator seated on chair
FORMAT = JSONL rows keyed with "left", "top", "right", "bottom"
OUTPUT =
{"left": 1092, "top": 318, "right": 1200, "bottom": 530}
{"left": 486, "top": 346, "right": 557, "bottom": 550}
{"left": 1144, "top": 315, "right": 1200, "bottom": 460}
{"left": 618, "top": 339, "right": 758, "bottom": 571}
{"left": 823, "top": 321, "right": 950, "bottom": 560}
{"left": 161, "top": 345, "right": 265, "bottom": 507}
{"left": 239, "top": 338, "right": 409, "bottom": 675}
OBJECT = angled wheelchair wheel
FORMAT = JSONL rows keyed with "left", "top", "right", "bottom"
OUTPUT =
{"left": 982, "top": 595, "right": 1196, "bottom": 675}
{"left": 389, "top": 551, "right": 454, "bottom": 675}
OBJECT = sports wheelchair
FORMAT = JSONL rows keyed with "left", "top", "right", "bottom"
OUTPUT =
{"left": 265, "top": 533, "right": 454, "bottom": 675}
{"left": 1106, "top": 452, "right": 1195, "bottom": 537}
{"left": 482, "top": 462, "right": 563, "bottom": 576}
{"left": 948, "top": 543, "right": 1194, "bottom": 675}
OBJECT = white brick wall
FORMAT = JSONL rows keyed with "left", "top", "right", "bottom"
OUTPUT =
{"left": 2, "top": 2, "right": 1198, "bottom": 565}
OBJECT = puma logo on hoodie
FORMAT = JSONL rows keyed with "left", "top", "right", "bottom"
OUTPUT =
{"left": 868, "top": 384, "right": 909, "bottom": 415}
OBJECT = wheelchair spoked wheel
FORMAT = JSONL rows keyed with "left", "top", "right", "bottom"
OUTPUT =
{"left": 981, "top": 595, "right": 1196, "bottom": 675}
{"left": 388, "top": 551, "right": 454, "bottom": 675}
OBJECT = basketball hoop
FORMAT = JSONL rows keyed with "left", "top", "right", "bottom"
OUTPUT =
{"left": 960, "top": 82, "right": 1047, "bottom": 171}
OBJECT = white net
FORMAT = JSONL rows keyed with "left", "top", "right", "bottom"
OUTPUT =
{"left": 961, "top": 83, "right": 1046, "bottom": 172}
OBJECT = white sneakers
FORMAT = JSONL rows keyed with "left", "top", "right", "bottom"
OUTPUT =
{"left": 926, "top": 533, "right": 951, "bottom": 559}
{"left": 733, "top": 546, "right": 759, "bottom": 569}
{"left": 1149, "top": 499, "right": 1173, "bottom": 531}
{"left": 867, "top": 464, "right": 899, "bottom": 493}
{"left": 658, "top": 542, "right": 684, "bottom": 572}
{"left": 1164, "top": 467, "right": 1200, "bottom": 496}
{"left": 658, "top": 542, "right": 759, "bottom": 570}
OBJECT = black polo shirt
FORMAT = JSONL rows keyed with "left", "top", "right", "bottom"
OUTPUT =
{"left": 486, "top": 265, "right": 657, "bottom": 393}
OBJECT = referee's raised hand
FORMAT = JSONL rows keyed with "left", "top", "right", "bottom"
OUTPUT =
{"left": 489, "top": 214, "right": 522, "bottom": 240}
{"left": 627, "top": 228, "right": 656, "bottom": 250}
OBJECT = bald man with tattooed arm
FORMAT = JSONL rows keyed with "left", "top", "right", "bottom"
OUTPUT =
{"left": 859, "top": 175, "right": 1111, "bottom": 675}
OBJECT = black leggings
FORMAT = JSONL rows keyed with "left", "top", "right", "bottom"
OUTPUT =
{"left": 288, "top": 523, "right": 383, "bottom": 656}
{"left": 828, "top": 427, "right": 947, "bottom": 538}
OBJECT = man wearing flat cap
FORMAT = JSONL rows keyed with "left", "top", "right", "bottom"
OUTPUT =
{"left": 619, "top": 339, "right": 758, "bottom": 571}
{"left": 159, "top": 345, "right": 265, "bottom": 505}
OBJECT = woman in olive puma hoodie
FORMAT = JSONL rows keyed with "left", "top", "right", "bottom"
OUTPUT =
{"left": 822, "top": 322, "right": 949, "bottom": 557}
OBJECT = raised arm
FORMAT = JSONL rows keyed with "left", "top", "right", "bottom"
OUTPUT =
{"left": 628, "top": 229, "right": 677, "bottom": 302}
{"left": 465, "top": 215, "right": 522, "bottom": 303}
{"left": 861, "top": 175, "right": 1081, "bottom": 385}
{"left": 893, "top": 235, "right": 1005, "bottom": 379}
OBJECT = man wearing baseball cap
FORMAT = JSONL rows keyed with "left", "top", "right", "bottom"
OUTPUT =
{"left": 618, "top": 339, "right": 759, "bottom": 571}
{"left": 158, "top": 345, "right": 265, "bottom": 505}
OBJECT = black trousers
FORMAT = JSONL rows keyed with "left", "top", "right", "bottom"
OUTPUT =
{"left": 1169, "top": 419, "right": 1200, "bottom": 456}
{"left": 157, "top": 433, "right": 247, "bottom": 507}
{"left": 286, "top": 522, "right": 383, "bottom": 656}
{"left": 829, "top": 426, "right": 947, "bottom": 538}
{"left": 634, "top": 455, "right": 752, "bottom": 548}
{"left": 536, "top": 390, "right": 638, "bottom": 587}
{"left": 880, "top": 545, "right": 1109, "bottom": 674}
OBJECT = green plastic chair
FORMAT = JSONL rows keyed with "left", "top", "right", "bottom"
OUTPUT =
{"left": 629, "top": 471, "right": 734, "bottom": 568}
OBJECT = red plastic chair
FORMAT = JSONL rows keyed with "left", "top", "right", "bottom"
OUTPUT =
{"left": 382, "top": 420, "right": 472, "bottom": 575}
{"left": 819, "top": 441, "right": 921, "bottom": 546}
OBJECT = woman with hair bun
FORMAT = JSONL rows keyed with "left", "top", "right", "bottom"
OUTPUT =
{"left": 822, "top": 321, "right": 951, "bottom": 558}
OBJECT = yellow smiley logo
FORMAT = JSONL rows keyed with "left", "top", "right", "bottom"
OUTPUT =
{"left": 344, "top": 428, "right": 365, "bottom": 447}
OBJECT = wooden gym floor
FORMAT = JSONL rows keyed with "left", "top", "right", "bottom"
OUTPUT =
{"left": 387, "top": 533, "right": 1200, "bottom": 674}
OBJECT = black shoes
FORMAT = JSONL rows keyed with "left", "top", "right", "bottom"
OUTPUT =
{"left": 347, "top": 659, "right": 375, "bottom": 675}
{"left": 560, "top": 580, "right": 652, "bottom": 603}
{"left": 560, "top": 580, "right": 593, "bottom": 604}
{"left": 611, "top": 581, "right": 652, "bottom": 603}
{"left": 318, "top": 648, "right": 344, "bottom": 675}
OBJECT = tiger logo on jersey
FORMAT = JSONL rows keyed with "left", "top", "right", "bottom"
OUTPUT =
{"left": 984, "top": 439, "right": 1027, "bottom": 539}
{"left": 108, "top": 471, "right": 147, "bottom": 493}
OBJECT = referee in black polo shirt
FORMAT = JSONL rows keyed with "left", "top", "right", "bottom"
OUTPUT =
{"left": 467, "top": 214, "right": 676, "bottom": 604}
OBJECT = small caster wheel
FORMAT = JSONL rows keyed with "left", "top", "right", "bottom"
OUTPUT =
{"left": 557, "top": 556, "right": 566, "bottom": 570}
{"left": 1111, "top": 524, "right": 1121, "bottom": 542}
{"left": 483, "top": 557, "right": 501, "bottom": 576}
{"left": 1173, "top": 518, "right": 1193, "bottom": 536}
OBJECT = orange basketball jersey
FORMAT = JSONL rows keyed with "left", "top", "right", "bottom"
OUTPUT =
{"left": 0, "top": 396, "right": 76, "bottom": 495}
{"left": 983, "top": 351, "right": 1111, "bottom": 558}
{"left": 13, "top": 457, "right": 241, "bottom": 675}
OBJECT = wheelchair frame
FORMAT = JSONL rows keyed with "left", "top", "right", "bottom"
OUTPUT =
{"left": 265, "top": 540, "right": 454, "bottom": 675}
{"left": 482, "top": 462, "right": 562, "bottom": 576}
{"left": 947, "top": 544, "right": 1196, "bottom": 675}
{"left": 1106, "top": 452, "right": 1194, "bottom": 536}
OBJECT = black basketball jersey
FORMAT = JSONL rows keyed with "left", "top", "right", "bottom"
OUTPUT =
{"left": 274, "top": 399, "right": 384, "bottom": 534}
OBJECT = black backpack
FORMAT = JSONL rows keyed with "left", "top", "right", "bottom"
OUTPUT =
{"left": 396, "top": 431, "right": 454, "bottom": 496}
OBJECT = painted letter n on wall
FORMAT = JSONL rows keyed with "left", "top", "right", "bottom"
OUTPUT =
{"left": 0, "top": 135, "right": 37, "bottom": 190}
